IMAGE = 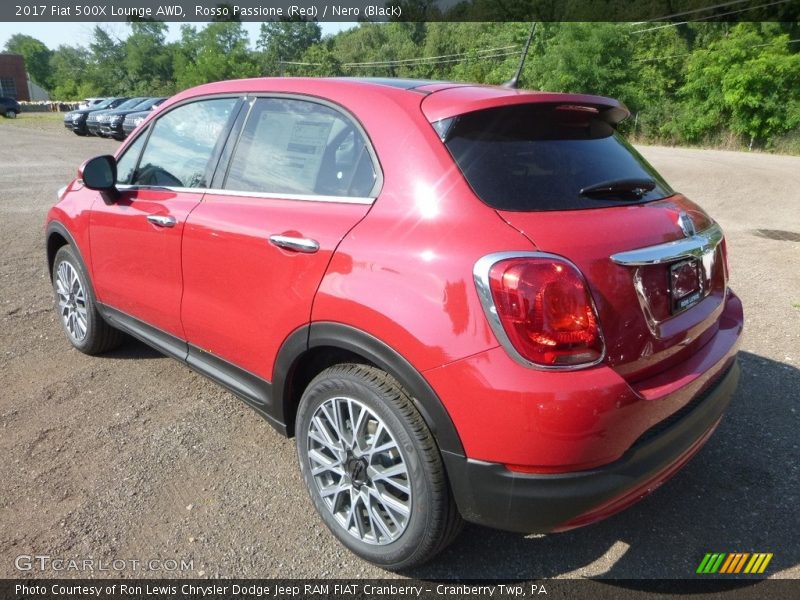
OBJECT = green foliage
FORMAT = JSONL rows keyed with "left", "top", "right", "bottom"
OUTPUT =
{"left": 174, "top": 23, "right": 258, "bottom": 89}
{"left": 122, "top": 22, "right": 175, "bottom": 95}
{"left": 257, "top": 21, "right": 322, "bottom": 76}
{"left": 48, "top": 45, "right": 94, "bottom": 99}
{"left": 12, "top": 21, "right": 799, "bottom": 152}
{"left": 525, "top": 23, "right": 643, "bottom": 110}
{"left": 680, "top": 23, "right": 800, "bottom": 146}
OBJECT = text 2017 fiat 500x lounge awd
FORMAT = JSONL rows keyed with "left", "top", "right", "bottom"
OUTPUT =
{"left": 46, "top": 78, "right": 742, "bottom": 569}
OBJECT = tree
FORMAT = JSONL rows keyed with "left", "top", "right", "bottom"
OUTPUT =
{"left": 256, "top": 21, "right": 321, "bottom": 76}
{"left": 3, "top": 34, "right": 53, "bottom": 89}
{"left": 123, "top": 22, "right": 175, "bottom": 95}
{"left": 175, "top": 22, "right": 258, "bottom": 89}
{"left": 87, "top": 26, "right": 126, "bottom": 94}
{"left": 297, "top": 42, "right": 342, "bottom": 77}
{"left": 526, "top": 23, "right": 643, "bottom": 111}
{"left": 680, "top": 23, "right": 800, "bottom": 147}
{"left": 49, "top": 45, "right": 93, "bottom": 99}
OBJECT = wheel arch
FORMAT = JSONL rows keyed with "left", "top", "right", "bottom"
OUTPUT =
{"left": 46, "top": 221, "right": 88, "bottom": 280}
{"left": 273, "top": 322, "right": 465, "bottom": 456}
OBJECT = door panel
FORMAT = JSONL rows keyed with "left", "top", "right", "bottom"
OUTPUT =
{"left": 181, "top": 195, "right": 370, "bottom": 381}
{"left": 89, "top": 96, "right": 240, "bottom": 341}
{"left": 89, "top": 189, "right": 202, "bottom": 339}
{"left": 181, "top": 96, "right": 379, "bottom": 386}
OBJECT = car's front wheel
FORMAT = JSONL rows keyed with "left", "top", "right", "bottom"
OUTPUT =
{"left": 4, "top": 109, "right": 16, "bottom": 118}
{"left": 296, "top": 364, "right": 462, "bottom": 570}
{"left": 52, "top": 245, "right": 123, "bottom": 354}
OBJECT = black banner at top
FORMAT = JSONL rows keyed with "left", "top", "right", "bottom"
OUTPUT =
{"left": 3, "top": 0, "right": 800, "bottom": 22}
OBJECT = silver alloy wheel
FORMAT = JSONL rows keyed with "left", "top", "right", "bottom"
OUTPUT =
{"left": 55, "top": 261, "right": 88, "bottom": 342}
{"left": 306, "top": 396, "right": 412, "bottom": 545}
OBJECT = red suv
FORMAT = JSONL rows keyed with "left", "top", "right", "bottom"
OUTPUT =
{"left": 46, "top": 78, "right": 742, "bottom": 569}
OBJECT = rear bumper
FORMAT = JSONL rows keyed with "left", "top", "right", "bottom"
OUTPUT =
{"left": 443, "top": 360, "right": 739, "bottom": 532}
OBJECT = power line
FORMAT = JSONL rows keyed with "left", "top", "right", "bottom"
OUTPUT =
{"left": 342, "top": 45, "right": 519, "bottom": 67}
{"left": 342, "top": 50, "right": 521, "bottom": 69}
{"left": 633, "top": 36, "right": 800, "bottom": 63}
{"left": 632, "top": 0, "right": 791, "bottom": 34}
{"left": 631, "top": 0, "right": 761, "bottom": 24}
{"left": 280, "top": 46, "right": 522, "bottom": 70}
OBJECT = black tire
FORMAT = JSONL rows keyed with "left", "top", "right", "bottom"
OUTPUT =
{"left": 4, "top": 110, "right": 16, "bottom": 119}
{"left": 296, "top": 363, "right": 463, "bottom": 570}
{"left": 51, "top": 245, "right": 123, "bottom": 355}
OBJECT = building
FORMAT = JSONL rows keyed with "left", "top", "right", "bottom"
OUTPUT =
{"left": 0, "top": 54, "right": 31, "bottom": 101}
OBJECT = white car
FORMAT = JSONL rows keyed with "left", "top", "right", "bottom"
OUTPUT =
{"left": 78, "top": 97, "right": 106, "bottom": 110}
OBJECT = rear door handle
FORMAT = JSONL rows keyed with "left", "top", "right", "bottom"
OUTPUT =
{"left": 147, "top": 215, "right": 177, "bottom": 228}
{"left": 268, "top": 234, "right": 320, "bottom": 253}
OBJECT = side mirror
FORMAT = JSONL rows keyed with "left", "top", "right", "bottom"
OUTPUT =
{"left": 80, "top": 155, "right": 119, "bottom": 201}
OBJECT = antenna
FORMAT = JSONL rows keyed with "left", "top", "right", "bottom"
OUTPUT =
{"left": 503, "top": 22, "right": 537, "bottom": 89}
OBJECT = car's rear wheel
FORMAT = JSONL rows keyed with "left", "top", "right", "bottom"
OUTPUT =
{"left": 52, "top": 245, "right": 123, "bottom": 354}
{"left": 4, "top": 110, "right": 16, "bottom": 118}
{"left": 296, "top": 363, "right": 462, "bottom": 570}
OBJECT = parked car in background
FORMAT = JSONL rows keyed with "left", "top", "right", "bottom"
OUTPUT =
{"left": 46, "top": 77, "right": 742, "bottom": 569}
{"left": 1, "top": 96, "right": 21, "bottom": 118}
{"left": 122, "top": 110, "right": 152, "bottom": 137}
{"left": 64, "top": 97, "right": 129, "bottom": 136}
{"left": 86, "top": 97, "right": 148, "bottom": 137}
{"left": 101, "top": 97, "right": 167, "bottom": 140}
{"left": 78, "top": 97, "right": 106, "bottom": 110}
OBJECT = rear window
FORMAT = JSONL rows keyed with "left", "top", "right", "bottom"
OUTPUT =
{"left": 441, "top": 104, "right": 673, "bottom": 211}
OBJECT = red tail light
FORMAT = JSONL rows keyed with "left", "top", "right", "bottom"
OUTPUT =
{"left": 479, "top": 255, "right": 604, "bottom": 367}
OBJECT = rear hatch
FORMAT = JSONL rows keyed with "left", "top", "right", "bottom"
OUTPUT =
{"left": 423, "top": 89, "right": 727, "bottom": 382}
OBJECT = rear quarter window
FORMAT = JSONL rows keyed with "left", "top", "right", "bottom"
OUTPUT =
{"left": 442, "top": 104, "right": 673, "bottom": 211}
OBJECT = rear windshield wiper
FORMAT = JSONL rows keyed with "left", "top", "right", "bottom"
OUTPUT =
{"left": 579, "top": 178, "right": 656, "bottom": 198}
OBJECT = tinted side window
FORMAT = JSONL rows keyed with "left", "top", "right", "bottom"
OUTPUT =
{"left": 224, "top": 98, "right": 376, "bottom": 197}
{"left": 132, "top": 98, "right": 237, "bottom": 188}
{"left": 116, "top": 133, "right": 146, "bottom": 185}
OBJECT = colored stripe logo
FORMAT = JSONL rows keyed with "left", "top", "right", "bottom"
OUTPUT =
{"left": 696, "top": 552, "right": 773, "bottom": 574}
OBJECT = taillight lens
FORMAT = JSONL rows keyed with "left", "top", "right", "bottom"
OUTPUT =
{"left": 487, "top": 257, "right": 604, "bottom": 367}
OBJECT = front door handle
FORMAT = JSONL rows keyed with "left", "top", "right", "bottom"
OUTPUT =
{"left": 147, "top": 215, "right": 177, "bottom": 228}
{"left": 268, "top": 234, "right": 320, "bottom": 253}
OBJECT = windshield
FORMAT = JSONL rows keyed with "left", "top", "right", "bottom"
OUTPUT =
{"left": 442, "top": 104, "right": 673, "bottom": 211}
{"left": 115, "top": 98, "right": 147, "bottom": 110}
{"left": 92, "top": 98, "right": 117, "bottom": 110}
{"left": 136, "top": 97, "right": 164, "bottom": 110}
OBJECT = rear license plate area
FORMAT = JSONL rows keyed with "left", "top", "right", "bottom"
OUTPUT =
{"left": 670, "top": 259, "right": 704, "bottom": 313}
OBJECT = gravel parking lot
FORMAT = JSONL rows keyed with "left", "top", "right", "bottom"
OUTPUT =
{"left": 1, "top": 115, "right": 798, "bottom": 580}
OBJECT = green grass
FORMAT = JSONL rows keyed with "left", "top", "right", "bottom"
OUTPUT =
{"left": 0, "top": 112, "right": 64, "bottom": 126}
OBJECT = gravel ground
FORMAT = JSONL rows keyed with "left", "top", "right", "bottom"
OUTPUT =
{"left": 1, "top": 116, "right": 798, "bottom": 580}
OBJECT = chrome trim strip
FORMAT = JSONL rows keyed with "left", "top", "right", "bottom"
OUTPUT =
{"left": 473, "top": 251, "right": 607, "bottom": 371}
{"left": 204, "top": 188, "right": 375, "bottom": 205}
{"left": 610, "top": 223, "right": 724, "bottom": 266}
{"left": 115, "top": 184, "right": 375, "bottom": 205}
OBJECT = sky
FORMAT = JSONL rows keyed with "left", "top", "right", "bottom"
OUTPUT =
{"left": 0, "top": 21, "right": 355, "bottom": 51}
